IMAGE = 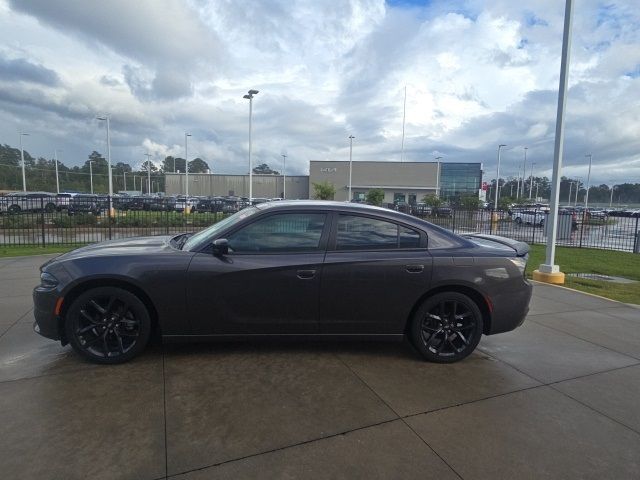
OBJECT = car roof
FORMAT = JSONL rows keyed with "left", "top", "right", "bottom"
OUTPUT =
{"left": 254, "top": 200, "right": 453, "bottom": 231}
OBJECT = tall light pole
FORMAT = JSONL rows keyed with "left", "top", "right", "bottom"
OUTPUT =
{"left": 494, "top": 144, "right": 507, "bottom": 210}
{"left": 520, "top": 147, "right": 528, "bottom": 199}
{"left": 574, "top": 178, "right": 580, "bottom": 205}
{"left": 584, "top": 153, "right": 592, "bottom": 209}
{"left": 528, "top": 161, "right": 536, "bottom": 199}
{"left": 609, "top": 185, "right": 615, "bottom": 207}
{"left": 185, "top": 133, "right": 191, "bottom": 197}
{"left": 123, "top": 171, "right": 127, "bottom": 191}
{"left": 96, "top": 115, "right": 113, "bottom": 214}
{"left": 243, "top": 89, "right": 259, "bottom": 203}
{"left": 145, "top": 153, "right": 152, "bottom": 195}
{"left": 281, "top": 153, "right": 287, "bottom": 199}
{"left": 19, "top": 132, "right": 29, "bottom": 192}
{"left": 54, "top": 149, "right": 61, "bottom": 194}
{"left": 400, "top": 85, "right": 407, "bottom": 162}
{"left": 348, "top": 135, "right": 355, "bottom": 201}
{"left": 435, "top": 156, "right": 442, "bottom": 197}
{"left": 534, "top": 0, "right": 574, "bottom": 284}
{"left": 89, "top": 161, "right": 94, "bottom": 194}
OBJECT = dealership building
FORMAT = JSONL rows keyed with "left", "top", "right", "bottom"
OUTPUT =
{"left": 165, "top": 161, "right": 483, "bottom": 203}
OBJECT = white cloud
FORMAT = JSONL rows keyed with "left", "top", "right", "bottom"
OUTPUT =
{"left": 0, "top": 0, "right": 638, "bottom": 186}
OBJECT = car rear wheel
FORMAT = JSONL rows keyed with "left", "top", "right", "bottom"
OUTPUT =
{"left": 515, "top": 217, "right": 522, "bottom": 224}
{"left": 410, "top": 292, "right": 483, "bottom": 363}
{"left": 65, "top": 286, "right": 151, "bottom": 364}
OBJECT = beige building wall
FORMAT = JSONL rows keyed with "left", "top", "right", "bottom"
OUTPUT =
{"left": 309, "top": 161, "right": 440, "bottom": 202}
{"left": 165, "top": 173, "right": 309, "bottom": 199}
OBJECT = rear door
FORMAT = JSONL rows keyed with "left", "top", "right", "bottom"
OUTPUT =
{"left": 319, "top": 213, "right": 432, "bottom": 334}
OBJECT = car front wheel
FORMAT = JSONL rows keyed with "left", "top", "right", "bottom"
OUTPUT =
{"left": 65, "top": 286, "right": 151, "bottom": 364}
{"left": 410, "top": 292, "right": 483, "bottom": 363}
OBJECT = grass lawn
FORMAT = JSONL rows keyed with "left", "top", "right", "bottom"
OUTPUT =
{"left": 0, "top": 245, "right": 82, "bottom": 258}
{"left": 526, "top": 245, "right": 640, "bottom": 305}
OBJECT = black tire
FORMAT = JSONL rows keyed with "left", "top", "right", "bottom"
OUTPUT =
{"left": 45, "top": 202, "right": 56, "bottom": 213}
{"left": 8, "top": 204, "right": 21, "bottom": 214}
{"left": 515, "top": 217, "right": 522, "bottom": 225}
{"left": 410, "top": 292, "right": 483, "bottom": 363}
{"left": 65, "top": 286, "right": 151, "bottom": 364}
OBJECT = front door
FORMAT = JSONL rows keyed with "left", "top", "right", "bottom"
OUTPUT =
{"left": 187, "top": 211, "right": 329, "bottom": 334}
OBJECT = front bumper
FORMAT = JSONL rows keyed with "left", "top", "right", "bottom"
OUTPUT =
{"left": 33, "top": 287, "right": 62, "bottom": 341}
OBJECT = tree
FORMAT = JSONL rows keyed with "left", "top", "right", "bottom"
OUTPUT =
{"left": 189, "top": 158, "right": 209, "bottom": 173}
{"left": 458, "top": 195, "right": 482, "bottom": 209}
{"left": 422, "top": 194, "right": 443, "bottom": 208}
{"left": 312, "top": 181, "right": 335, "bottom": 200}
{"left": 253, "top": 163, "right": 279, "bottom": 175}
{"left": 365, "top": 188, "right": 385, "bottom": 206}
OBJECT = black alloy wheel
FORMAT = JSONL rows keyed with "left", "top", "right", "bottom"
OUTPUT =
{"left": 411, "top": 292, "right": 483, "bottom": 363}
{"left": 65, "top": 286, "right": 151, "bottom": 364}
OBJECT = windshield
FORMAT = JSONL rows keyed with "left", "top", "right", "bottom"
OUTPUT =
{"left": 182, "top": 206, "right": 258, "bottom": 251}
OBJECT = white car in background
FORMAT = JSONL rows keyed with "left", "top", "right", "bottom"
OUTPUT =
{"left": 512, "top": 209, "right": 546, "bottom": 226}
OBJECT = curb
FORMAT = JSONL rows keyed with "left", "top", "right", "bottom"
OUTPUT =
{"left": 530, "top": 279, "right": 640, "bottom": 308}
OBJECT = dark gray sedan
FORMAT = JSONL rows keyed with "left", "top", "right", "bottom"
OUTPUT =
{"left": 33, "top": 201, "right": 532, "bottom": 364}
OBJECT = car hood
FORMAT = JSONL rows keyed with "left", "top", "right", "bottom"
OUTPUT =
{"left": 44, "top": 235, "right": 176, "bottom": 266}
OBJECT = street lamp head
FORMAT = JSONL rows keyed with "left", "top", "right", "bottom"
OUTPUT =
{"left": 349, "top": 135, "right": 355, "bottom": 139}
{"left": 20, "top": 132, "right": 29, "bottom": 136}
{"left": 243, "top": 94, "right": 251, "bottom": 99}
{"left": 96, "top": 115, "right": 108, "bottom": 121}
{"left": 248, "top": 89, "right": 259, "bottom": 95}
{"left": 186, "top": 133, "right": 192, "bottom": 137}
{"left": 499, "top": 144, "right": 507, "bottom": 148}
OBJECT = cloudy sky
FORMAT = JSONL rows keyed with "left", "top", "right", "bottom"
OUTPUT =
{"left": 0, "top": 0, "right": 639, "bottom": 186}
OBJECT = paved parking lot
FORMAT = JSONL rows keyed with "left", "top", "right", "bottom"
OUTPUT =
{"left": 1, "top": 254, "right": 639, "bottom": 479}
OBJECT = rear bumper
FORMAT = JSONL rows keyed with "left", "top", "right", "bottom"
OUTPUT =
{"left": 487, "top": 278, "right": 533, "bottom": 335}
{"left": 32, "top": 287, "right": 62, "bottom": 341}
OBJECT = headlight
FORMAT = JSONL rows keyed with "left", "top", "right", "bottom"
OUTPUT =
{"left": 508, "top": 256, "right": 527, "bottom": 276}
{"left": 40, "top": 272, "right": 59, "bottom": 288}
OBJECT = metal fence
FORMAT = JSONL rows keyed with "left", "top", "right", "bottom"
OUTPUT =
{"left": 417, "top": 209, "right": 640, "bottom": 253}
{"left": 1, "top": 196, "right": 639, "bottom": 253}
{"left": 0, "top": 196, "right": 227, "bottom": 247}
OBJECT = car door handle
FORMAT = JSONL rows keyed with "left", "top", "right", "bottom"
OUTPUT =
{"left": 296, "top": 269, "right": 316, "bottom": 279}
{"left": 405, "top": 264, "right": 424, "bottom": 273}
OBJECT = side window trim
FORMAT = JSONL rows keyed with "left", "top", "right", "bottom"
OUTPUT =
{"left": 328, "top": 212, "right": 427, "bottom": 252}
{"left": 224, "top": 210, "right": 331, "bottom": 255}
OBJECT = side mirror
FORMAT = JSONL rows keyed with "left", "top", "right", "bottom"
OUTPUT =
{"left": 212, "top": 238, "right": 229, "bottom": 256}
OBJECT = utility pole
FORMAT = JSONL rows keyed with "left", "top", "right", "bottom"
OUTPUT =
{"left": 609, "top": 185, "right": 615, "bottom": 207}
{"left": 584, "top": 153, "right": 592, "bottom": 210}
{"left": 145, "top": 153, "right": 152, "bottom": 195}
{"left": 528, "top": 161, "right": 536, "bottom": 199}
{"left": 19, "top": 132, "right": 29, "bottom": 192}
{"left": 348, "top": 135, "right": 355, "bottom": 201}
{"left": 400, "top": 85, "right": 407, "bottom": 162}
{"left": 534, "top": 0, "right": 574, "bottom": 284}
{"left": 243, "top": 89, "right": 259, "bottom": 203}
{"left": 520, "top": 147, "right": 527, "bottom": 199}
{"left": 89, "top": 161, "right": 94, "bottom": 194}
{"left": 54, "top": 149, "right": 61, "bottom": 194}
{"left": 281, "top": 153, "right": 287, "bottom": 199}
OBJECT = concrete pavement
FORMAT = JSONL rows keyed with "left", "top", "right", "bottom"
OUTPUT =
{"left": 0, "top": 254, "right": 639, "bottom": 479}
